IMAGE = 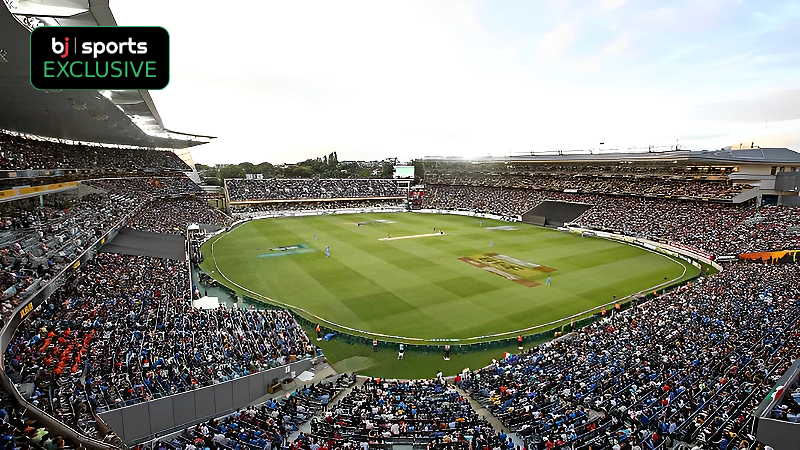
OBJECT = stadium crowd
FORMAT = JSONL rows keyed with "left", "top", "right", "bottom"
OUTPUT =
{"left": 2, "top": 152, "right": 800, "bottom": 450}
{"left": 459, "top": 262, "right": 800, "bottom": 449}
{"left": 0, "top": 389, "right": 77, "bottom": 450}
{"left": 0, "top": 176, "right": 209, "bottom": 325}
{"left": 127, "top": 197, "right": 231, "bottom": 234}
{"left": 423, "top": 185, "right": 553, "bottom": 218}
{"left": 425, "top": 161, "right": 735, "bottom": 177}
{"left": 0, "top": 192, "right": 138, "bottom": 324}
{"left": 226, "top": 179, "right": 401, "bottom": 202}
{"left": 422, "top": 184, "right": 800, "bottom": 256}
{"left": 149, "top": 374, "right": 356, "bottom": 450}
{"left": 576, "top": 198, "right": 800, "bottom": 256}
{"left": 4, "top": 252, "right": 314, "bottom": 437}
{"left": 310, "top": 377, "right": 505, "bottom": 449}
{"left": 84, "top": 177, "right": 202, "bottom": 198}
{"left": 424, "top": 172, "right": 744, "bottom": 200}
{"left": 0, "top": 133, "right": 189, "bottom": 172}
{"left": 229, "top": 200, "right": 405, "bottom": 218}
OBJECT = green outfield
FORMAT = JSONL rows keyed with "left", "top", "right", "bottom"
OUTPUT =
{"left": 200, "top": 213, "right": 697, "bottom": 344}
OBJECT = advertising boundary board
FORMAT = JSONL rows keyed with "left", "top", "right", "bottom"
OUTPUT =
{"left": 97, "top": 359, "right": 312, "bottom": 445}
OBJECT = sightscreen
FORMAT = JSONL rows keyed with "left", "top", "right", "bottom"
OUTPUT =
{"left": 393, "top": 165, "right": 415, "bottom": 178}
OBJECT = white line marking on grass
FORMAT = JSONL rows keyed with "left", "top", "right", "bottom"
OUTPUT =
{"left": 206, "top": 219, "right": 696, "bottom": 344}
{"left": 378, "top": 232, "right": 445, "bottom": 241}
{"left": 209, "top": 231, "right": 427, "bottom": 342}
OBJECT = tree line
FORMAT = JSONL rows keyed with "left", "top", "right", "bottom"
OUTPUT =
{"left": 196, "top": 152, "right": 424, "bottom": 185}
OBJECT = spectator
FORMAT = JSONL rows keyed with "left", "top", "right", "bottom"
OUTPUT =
{"left": 0, "top": 132, "right": 190, "bottom": 172}
{"left": 459, "top": 262, "right": 800, "bottom": 449}
{"left": 127, "top": 197, "right": 231, "bottom": 234}
{"left": 311, "top": 378, "right": 502, "bottom": 448}
{"left": 422, "top": 184, "right": 800, "bottom": 256}
{"left": 5, "top": 252, "right": 315, "bottom": 437}
{"left": 226, "top": 178, "right": 402, "bottom": 202}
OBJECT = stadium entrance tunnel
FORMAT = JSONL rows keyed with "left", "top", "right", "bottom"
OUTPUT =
{"left": 522, "top": 200, "right": 593, "bottom": 227}
{"left": 100, "top": 227, "right": 186, "bottom": 260}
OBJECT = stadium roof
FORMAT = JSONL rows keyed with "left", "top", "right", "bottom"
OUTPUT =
{"left": 427, "top": 147, "right": 800, "bottom": 165}
{"left": 0, "top": 1, "right": 212, "bottom": 149}
{"left": 697, "top": 147, "right": 800, "bottom": 164}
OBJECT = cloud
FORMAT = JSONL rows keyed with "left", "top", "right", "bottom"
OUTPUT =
{"left": 599, "top": 0, "right": 626, "bottom": 11}
{"left": 577, "top": 35, "right": 630, "bottom": 71}
{"left": 748, "top": 128, "right": 800, "bottom": 150}
{"left": 112, "top": 0, "right": 800, "bottom": 163}
{"left": 603, "top": 35, "right": 631, "bottom": 54}
{"left": 679, "top": 132, "right": 730, "bottom": 141}
{"left": 539, "top": 24, "right": 577, "bottom": 58}
{"left": 696, "top": 90, "right": 800, "bottom": 123}
{"left": 643, "top": 7, "right": 675, "bottom": 20}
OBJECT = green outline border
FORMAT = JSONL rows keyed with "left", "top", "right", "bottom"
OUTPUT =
{"left": 29, "top": 26, "right": 170, "bottom": 90}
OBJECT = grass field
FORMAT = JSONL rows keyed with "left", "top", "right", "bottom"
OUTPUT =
{"left": 201, "top": 213, "right": 696, "bottom": 345}
{"left": 298, "top": 322, "right": 542, "bottom": 379}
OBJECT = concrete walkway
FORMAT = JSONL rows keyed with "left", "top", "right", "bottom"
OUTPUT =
{"left": 453, "top": 384, "right": 526, "bottom": 448}
{"left": 287, "top": 373, "right": 364, "bottom": 442}
{"left": 284, "top": 374, "right": 527, "bottom": 448}
{"left": 249, "top": 359, "right": 338, "bottom": 406}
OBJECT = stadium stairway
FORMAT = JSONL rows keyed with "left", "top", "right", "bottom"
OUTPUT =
{"left": 250, "top": 361, "right": 339, "bottom": 408}
{"left": 285, "top": 376, "right": 518, "bottom": 447}
{"left": 730, "top": 187, "right": 761, "bottom": 204}
{"left": 452, "top": 384, "right": 525, "bottom": 448}
{"left": 287, "top": 372, "right": 364, "bottom": 442}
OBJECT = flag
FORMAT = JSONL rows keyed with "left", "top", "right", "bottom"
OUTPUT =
{"left": 770, "top": 384, "right": 786, "bottom": 402}
{"left": 502, "top": 352, "right": 512, "bottom": 360}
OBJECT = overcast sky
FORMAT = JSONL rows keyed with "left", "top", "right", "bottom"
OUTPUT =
{"left": 112, "top": 0, "right": 800, "bottom": 165}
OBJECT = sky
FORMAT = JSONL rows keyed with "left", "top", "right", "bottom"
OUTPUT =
{"left": 111, "top": 0, "right": 800, "bottom": 165}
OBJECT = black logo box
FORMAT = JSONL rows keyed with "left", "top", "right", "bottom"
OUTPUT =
{"left": 30, "top": 26, "right": 169, "bottom": 90}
